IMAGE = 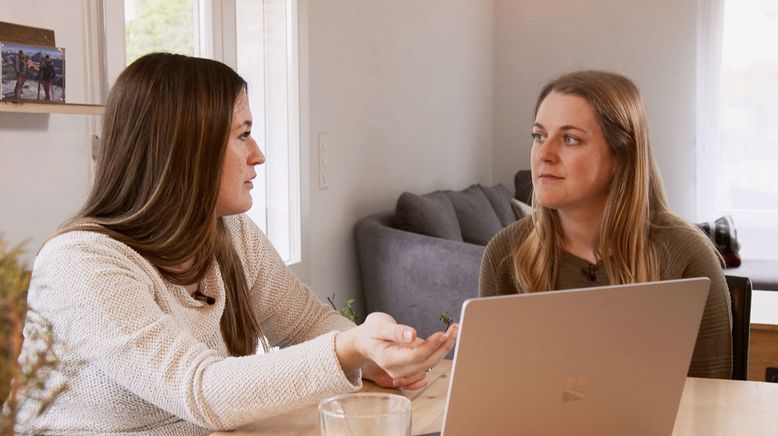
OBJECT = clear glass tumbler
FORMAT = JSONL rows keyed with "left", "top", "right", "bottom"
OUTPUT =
{"left": 319, "top": 392, "right": 412, "bottom": 436}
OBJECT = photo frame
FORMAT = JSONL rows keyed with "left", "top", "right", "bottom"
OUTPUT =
{"left": 1, "top": 41, "right": 65, "bottom": 102}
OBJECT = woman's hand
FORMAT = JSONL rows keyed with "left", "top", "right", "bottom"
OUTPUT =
{"left": 335, "top": 312, "right": 458, "bottom": 382}
{"left": 361, "top": 358, "right": 431, "bottom": 390}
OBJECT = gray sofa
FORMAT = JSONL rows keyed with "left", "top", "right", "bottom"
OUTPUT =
{"left": 355, "top": 175, "right": 530, "bottom": 339}
{"left": 355, "top": 210, "right": 486, "bottom": 339}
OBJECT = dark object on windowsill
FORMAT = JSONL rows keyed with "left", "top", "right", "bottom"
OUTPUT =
{"left": 696, "top": 216, "right": 741, "bottom": 268}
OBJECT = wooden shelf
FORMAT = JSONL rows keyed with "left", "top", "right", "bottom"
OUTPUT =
{"left": 0, "top": 101, "right": 104, "bottom": 115}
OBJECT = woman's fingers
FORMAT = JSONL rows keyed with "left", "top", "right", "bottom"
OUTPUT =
{"left": 407, "top": 324, "right": 459, "bottom": 372}
{"left": 378, "top": 325, "right": 459, "bottom": 377}
{"left": 363, "top": 355, "right": 430, "bottom": 390}
{"left": 378, "top": 332, "right": 446, "bottom": 369}
{"left": 400, "top": 377, "right": 429, "bottom": 391}
{"left": 415, "top": 325, "right": 458, "bottom": 370}
{"left": 392, "top": 369, "right": 428, "bottom": 389}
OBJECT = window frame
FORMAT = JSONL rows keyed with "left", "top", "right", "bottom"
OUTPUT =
{"left": 99, "top": 0, "right": 302, "bottom": 265}
{"left": 697, "top": 0, "right": 778, "bottom": 260}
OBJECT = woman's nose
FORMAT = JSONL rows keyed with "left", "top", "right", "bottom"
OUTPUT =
{"left": 534, "top": 136, "right": 558, "bottom": 163}
{"left": 249, "top": 138, "right": 265, "bottom": 165}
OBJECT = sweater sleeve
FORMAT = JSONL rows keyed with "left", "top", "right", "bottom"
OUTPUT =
{"left": 26, "top": 233, "right": 359, "bottom": 431}
{"left": 673, "top": 229, "right": 733, "bottom": 379}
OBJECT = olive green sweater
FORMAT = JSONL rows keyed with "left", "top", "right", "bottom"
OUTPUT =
{"left": 478, "top": 215, "right": 732, "bottom": 379}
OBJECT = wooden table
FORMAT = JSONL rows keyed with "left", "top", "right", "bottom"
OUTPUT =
{"left": 214, "top": 359, "right": 778, "bottom": 435}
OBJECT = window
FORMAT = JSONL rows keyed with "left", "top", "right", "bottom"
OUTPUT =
{"left": 235, "top": 0, "right": 301, "bottom": 264}
{"left": 698, "top": 0, "right": 778, "bottom": 260}
{"left": 125, "top": 0, "right": 199, "bottom": 63}
{"left": 101, "top": 0, "right": 301, "bottom": 264}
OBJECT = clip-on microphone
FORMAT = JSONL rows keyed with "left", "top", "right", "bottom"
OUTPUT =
{"left": 193, "top": 290, "right": 215, "bottom": 305}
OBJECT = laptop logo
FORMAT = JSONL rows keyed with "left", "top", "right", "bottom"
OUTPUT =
{"left": 562, "top": 375, "right": 589, "bottom": 402}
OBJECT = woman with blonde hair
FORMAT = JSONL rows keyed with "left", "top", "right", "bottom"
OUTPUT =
{"left": 13, "top": 53, "right": 457, "bottom": 434}
{"left": 479, "top": 70, "right": 731, "bottom": 379}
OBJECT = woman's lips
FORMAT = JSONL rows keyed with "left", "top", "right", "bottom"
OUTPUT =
{"left": 245, "top": 173, "right": 257, "bottom": 189}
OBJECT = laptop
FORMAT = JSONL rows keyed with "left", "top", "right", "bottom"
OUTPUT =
{"left": 439, "top": 278, "right": 710, "bottom": 436}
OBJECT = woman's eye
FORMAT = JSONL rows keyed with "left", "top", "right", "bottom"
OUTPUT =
{"left": 531, "top": 132, "right": 545, "bottom": 143}
{"left": 563, "top": 135, "right": 580, "bottom": 145}
{"left": 239, "top": 131, "right": 251, "bottom": 141}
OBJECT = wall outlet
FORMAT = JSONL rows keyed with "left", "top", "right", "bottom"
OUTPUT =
{"left": 318, "top": 133, "right": 329, "bottom": 190}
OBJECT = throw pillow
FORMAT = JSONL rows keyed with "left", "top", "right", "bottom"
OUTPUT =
{"left": 479, "top": 184, "right": 516, "bottom": 227}
{"left": 395, "top": 191, "right": 463, "bottom": 241}
{"left": 445, "top": 185, "right": 503, "bottom": 245}
{"left": 696, "top": 215, "right": 742, "bottom": 268}
{"left": 514, "top": 170, "right": 533, "bottom": 204}
{"left": 511, "top": 198, "right": 533, "bottom": 219}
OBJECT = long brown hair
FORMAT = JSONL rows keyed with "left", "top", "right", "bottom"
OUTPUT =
{"left": 61, "top": 53, "right": 261, "bottom": 356}
{"left": 515, "top": 70, "right": 672, "bottom": 291}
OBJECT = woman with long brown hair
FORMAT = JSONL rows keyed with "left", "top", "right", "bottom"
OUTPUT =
{"left": 13, "top": 53, "right": 457, "bottom": 434}
{"left": 479, "top": 70, "right": 731, "bottom": 379}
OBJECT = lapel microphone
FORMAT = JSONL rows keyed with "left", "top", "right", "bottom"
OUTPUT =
{"left": 580, "top": 264, "right": 598, "bottom": 281}
{"left": 192, "top": 290, "right": 215, "bottom": 305}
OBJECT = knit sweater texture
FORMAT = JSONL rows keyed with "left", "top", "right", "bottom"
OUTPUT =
{"left": 478, "top": 214, "right": 733, "bottom": 379}
{"left": 13, "top": 214, "right": 359, "bottom": 434}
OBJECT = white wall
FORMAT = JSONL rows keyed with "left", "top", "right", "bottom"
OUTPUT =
{"left": 300, "top": 0, "right": 494, "bottom": 308}
{"left": 0, "top": 1, "right": 97, "bottom": 265}
{"left": 493, "top": 0, "right": 698, "bottom": 219}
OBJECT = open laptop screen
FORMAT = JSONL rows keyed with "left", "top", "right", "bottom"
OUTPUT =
{"left": 441, "top": 278, "right": 710, "bottom": 436}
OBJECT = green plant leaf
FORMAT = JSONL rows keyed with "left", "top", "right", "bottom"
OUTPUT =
{"left": 439, "top": 311, "right": 452, "bottom": 330}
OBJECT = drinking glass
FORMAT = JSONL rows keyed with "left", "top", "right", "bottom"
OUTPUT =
{"left": 319, "top": 392, "right": 412, "bottom": 436}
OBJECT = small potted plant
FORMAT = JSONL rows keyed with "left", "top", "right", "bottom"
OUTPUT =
{"left": 439, "top": 311, "right": 452, "bottom": 330}
{"left": 0, "top": 238, "right": 65, "bottom": 435}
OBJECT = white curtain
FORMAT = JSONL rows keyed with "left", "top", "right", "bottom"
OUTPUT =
{"left": 697, "top": 0, "right": 778, "bottom": 260}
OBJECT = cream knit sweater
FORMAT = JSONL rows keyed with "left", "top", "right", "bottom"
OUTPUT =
{"left": 14, "top": 214, "right": 360, "bottom": 435}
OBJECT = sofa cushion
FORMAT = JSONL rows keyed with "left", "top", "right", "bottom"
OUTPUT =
{"left": 395, "top": 191, "right": 463, "bottom": 241}
{"left": 511, "top": 198, "right": 533, "bottom": 219}
{"left": 479, "top": 184, "right": 516, "bottom": 227}
{"left": 514, "top": 169, "right": 533, "bottom": 204}
{"left": 696, "top": 215, "right": 741, "bottom": 268}
{"left": 445, "top": 185, "right": 503, "bottom": 245}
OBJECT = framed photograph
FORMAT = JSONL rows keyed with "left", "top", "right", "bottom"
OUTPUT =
{"left": 1, "top": 41, "right": 65, "bottom": 102}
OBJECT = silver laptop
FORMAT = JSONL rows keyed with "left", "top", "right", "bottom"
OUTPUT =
{"left": 440, "top": 278, "right": 710, "bottom": 436}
